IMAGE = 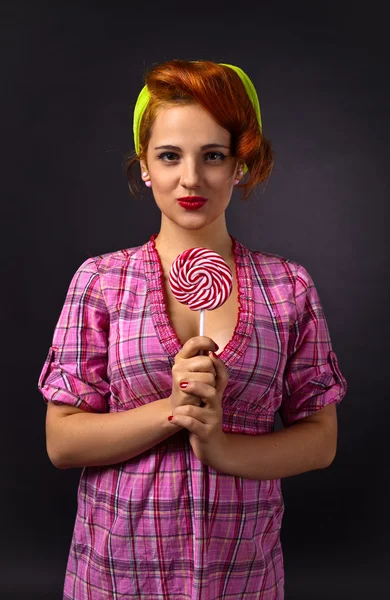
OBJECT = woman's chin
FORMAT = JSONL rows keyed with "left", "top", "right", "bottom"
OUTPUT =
{"left": 166, "top": 212, "right": 214, "bottom": 231}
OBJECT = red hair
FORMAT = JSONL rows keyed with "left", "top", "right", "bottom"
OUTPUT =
{"left": 124, "top": 59, "right": 274, "bottom": 201}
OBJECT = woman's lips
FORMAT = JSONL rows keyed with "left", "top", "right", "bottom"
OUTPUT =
{"left": 177, "top": 196, "right": 208, "bottom": 210}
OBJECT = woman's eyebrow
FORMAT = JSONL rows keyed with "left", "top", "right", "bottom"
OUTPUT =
{"left": 154, "top": 143, "right": 230, "bottom": 151}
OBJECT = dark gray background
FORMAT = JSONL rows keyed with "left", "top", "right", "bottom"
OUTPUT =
{"left": 2, "top": 1, "right": 388, "bottom": 598}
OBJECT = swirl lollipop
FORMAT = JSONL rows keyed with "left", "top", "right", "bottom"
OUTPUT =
{"left": 169, "top": 247, "right": 233, "bottom": 335}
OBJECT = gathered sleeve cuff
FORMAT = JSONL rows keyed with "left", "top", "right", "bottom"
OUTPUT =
{"left": 37, "top": 257, "right": 110, "bottom": 413}
{"left": 279, "top": 264, "right": 348, "bottom": 427}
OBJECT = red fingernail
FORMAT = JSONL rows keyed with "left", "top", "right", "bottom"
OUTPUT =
{"left": 212, "top": 352, "right": 218, "bottom": 358}
{"left": 180, "top": 382, "right": 188, "bottom": 389}
{"left": 168, "top": 416, "right": 174, "bottom": 421}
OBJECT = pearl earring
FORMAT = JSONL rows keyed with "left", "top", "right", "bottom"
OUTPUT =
{"left": 142, "top": 170, "right": 151, "bottom": 187}
{"left": 234, "top": 170, "right": 243, "bottom": 185}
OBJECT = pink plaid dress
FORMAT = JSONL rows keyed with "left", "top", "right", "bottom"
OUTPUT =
{"left": 38, "top": 234, "right": 347, "bottom": 599}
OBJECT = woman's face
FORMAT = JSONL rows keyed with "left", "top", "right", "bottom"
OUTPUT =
{"left": 141, "top": 103, "right": 241, "bottom": 232}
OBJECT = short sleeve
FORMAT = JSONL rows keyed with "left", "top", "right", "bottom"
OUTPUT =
{"left": 279, "top": 264, "right": 348, "bottom": 427}
{"left": 37, "top": 257, "right": 110, "bottom": 413}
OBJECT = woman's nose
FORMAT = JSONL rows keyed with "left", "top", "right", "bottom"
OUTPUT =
{"left": 179, "top": 160, "right": 201, "bottom": 189}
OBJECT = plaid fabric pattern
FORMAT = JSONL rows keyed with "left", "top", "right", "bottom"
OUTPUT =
{"left": 38, "top": 234, "right": 347, "bottom": 599}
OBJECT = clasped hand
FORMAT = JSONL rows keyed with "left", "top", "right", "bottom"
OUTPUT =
{"left": 169, "top": 336, "right": 229, "bottom": 468}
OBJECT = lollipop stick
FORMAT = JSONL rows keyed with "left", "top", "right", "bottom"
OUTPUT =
{"left": 199, "top": 308, "right": 206, "bottom": 407}
{"left": 199, "top": 309, "right": 205, "bottom": 336}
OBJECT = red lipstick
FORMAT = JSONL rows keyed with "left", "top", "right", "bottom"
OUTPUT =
{"left": 177, "top": 196, "right": 208, "bottom": 210}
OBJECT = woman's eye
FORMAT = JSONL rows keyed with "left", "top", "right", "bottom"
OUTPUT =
{"left": 205, "top": 152, "right": 226, "bottom": 161}
{"left": 158, "top": 152, "right": 179, "bottom": 161}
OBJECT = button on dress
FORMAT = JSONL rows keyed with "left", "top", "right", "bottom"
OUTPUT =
{"left": 38, "top": 234, "right": 347, "bottom": 599}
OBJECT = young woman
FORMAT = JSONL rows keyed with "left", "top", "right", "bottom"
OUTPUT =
{"left": 38, "top": 59, "right": 347, "bottom": 600}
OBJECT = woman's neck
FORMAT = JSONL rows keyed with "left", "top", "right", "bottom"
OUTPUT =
{"left": 154, "top": 217, "right": 234, "bottom": 266}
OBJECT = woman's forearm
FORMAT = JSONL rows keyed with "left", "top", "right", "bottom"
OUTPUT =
{"left": 48, "top": 398, "right": 181, "bottom": 469}
{"left": 212, "top": 421, "right": 335, "bottom": 480}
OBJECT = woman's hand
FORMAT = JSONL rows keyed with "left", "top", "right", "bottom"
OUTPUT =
{"left": 170, "top": 336, "right": 219, "bottom": 413}
{"left": 169, "top": 349, "right": 229, "bottom": 468}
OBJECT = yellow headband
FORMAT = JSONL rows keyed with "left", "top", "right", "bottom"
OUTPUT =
{"left": 133, "top": 62, "right": 262, "bottom": 174}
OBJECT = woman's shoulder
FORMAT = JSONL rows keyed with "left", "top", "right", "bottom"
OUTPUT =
{"left": 242, "top": 243, "right": 303, "bottom": 278}
{"left": 242, "top": 244, "right": 320, "bottom": 301}
{"left": 68, "top": 244, "right": 146, "bottom": 301}
{"left": 69, "top": 244, "right": 147, "bottom": 308}
{"left": 72, "top": 243, "right": 145, "bottom": 277}
{"left": 92, "top": 244, "right": 144, "bottom": 269}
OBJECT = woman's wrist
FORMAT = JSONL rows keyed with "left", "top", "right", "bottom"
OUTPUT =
{"left": 156, "top": 396, "right": 183, "bottom": 431}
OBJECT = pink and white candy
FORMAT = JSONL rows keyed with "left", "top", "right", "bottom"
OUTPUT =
{"left": 169, "top": 247, "right": 233, "bottom": 335}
